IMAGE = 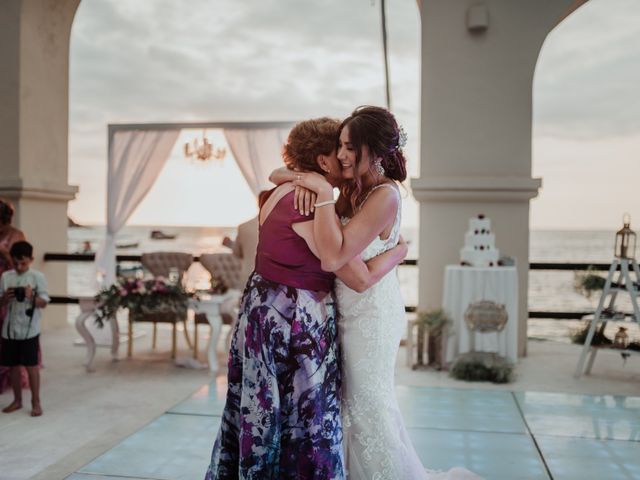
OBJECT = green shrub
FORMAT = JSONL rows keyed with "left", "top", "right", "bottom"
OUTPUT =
{"left": 569, "top": 322, "right": 612, "bottom": 346}
{"left": 415, "top": 308, "right": 451, "bottom": 334}
{"left": 574, "top": 268, "right": 606, "bottom": 299}
{"left": 450, "top": 352, "right": 514, "bottom": 383}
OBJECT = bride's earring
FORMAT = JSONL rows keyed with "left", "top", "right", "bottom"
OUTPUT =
{"left": 373, "top": 158, "right": 385, "bottom": 176}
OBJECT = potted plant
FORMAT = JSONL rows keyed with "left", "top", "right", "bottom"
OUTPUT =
{"left": 574, "top": 267, "right": 606, "bottom": 299}
{"left": 571, "top": 266, "right": 613, "bottom": 345}
{"left": 415, "top": 309, "right": 451, "bottom": 369}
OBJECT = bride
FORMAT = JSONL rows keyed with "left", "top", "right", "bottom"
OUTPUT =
{"left": 294, "top": 106, "right": 481, "bottom": 480}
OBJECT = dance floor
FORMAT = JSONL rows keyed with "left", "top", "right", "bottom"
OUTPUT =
{"left": 66, "top": 382, "right": 640, "bottom": 480}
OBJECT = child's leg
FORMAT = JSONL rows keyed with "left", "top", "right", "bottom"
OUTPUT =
{"left": 1, "top": 367, "right": 23, "bottom": 412}
{"left": 26, "top": 366, "right": 41, "bottom": 416}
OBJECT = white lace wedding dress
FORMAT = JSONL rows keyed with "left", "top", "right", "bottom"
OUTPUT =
{"left": 335, "top": 184, "right": 482, "bottom": 480}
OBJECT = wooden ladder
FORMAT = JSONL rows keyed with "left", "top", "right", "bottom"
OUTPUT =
{"left": 574, "top": 257, "right": 640, "bottom": 378}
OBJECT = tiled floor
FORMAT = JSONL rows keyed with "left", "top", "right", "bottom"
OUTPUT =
{"left": 69, "top": 382, "right": 640, "bottom": 480}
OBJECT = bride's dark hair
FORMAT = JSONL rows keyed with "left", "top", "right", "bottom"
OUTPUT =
{"left": 338, "top": 106, "right": 407, "bottom": 215}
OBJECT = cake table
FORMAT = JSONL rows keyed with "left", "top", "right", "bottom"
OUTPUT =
{"left": 443, "top": 265, "right": 518, "bottom": 363}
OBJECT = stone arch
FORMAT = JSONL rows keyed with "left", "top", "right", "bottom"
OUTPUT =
{"left": 0, "top": 0, "right": 81, "bottom": 326}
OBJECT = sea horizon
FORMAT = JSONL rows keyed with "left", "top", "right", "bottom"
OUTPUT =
{"left": 64, "top": 225, "right": 637, "bottom": 345}
{"left": 71, "top": 222, "right": 618, "bottom": 233}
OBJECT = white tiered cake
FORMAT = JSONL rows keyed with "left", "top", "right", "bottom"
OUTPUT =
{"left": 460, "top": 214, "right": 500, "bottom": 267}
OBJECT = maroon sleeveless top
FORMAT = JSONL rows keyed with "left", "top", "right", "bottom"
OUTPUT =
{"left": 254, "top": 189, "right": 334, "bottom": 292}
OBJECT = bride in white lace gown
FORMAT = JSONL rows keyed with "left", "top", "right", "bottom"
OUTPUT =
{"left": 294, "top": 106, "right": 481, "bottom": 480}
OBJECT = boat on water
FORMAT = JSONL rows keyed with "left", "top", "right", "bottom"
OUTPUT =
{"left": 116, "top": 264, "right": 145, "bottom": 278}
{"left": 150, "top": 230, "right": 177, "bottom": 240}
{"left": 116, "top": 242, "right": 139, "bottom": 249}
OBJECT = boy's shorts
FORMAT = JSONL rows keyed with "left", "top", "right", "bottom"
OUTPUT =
{"left": 0, "top": 335, "right": 39, "bottom": 367}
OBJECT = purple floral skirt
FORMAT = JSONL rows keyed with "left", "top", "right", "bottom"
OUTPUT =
{"left": 205, "top": 272, "right": 344, "bottom": 480}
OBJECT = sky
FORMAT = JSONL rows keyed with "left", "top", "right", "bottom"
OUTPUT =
{"left": 68, "top": 0, "right": 640, "bottom": 230}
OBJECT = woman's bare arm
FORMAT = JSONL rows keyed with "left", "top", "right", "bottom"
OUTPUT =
{"left": 269, "top": 167, "right": 317, "bottom": 216}
{"left": 294, "top": 172, "right": 398, "bottom": 271}
{"left": 269, "top": 167, "right": 296, "bottom": 185}
{"left": 334, "top": 240, "right": 408, "bottom": 293}
{"left": 293, "top": 221, "right": 407, "bottom": 293}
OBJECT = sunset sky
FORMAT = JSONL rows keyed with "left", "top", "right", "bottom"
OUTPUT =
{"left": 68, "top": 0, "right": 640, "bottom": 230}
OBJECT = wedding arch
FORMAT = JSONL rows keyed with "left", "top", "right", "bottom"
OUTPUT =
{"left": 94, "top": 121, "right": 293, "bottom": 286}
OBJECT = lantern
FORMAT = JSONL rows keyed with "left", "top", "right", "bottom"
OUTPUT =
{"left": 615, "top": 213, "right": 636, "bottom": 259}
{"left": 613, "top": 327, "right": 629, "bottom": 349}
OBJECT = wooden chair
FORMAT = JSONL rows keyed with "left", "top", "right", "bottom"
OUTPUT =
{"left": 195, "top": 253, "right": 243, "bottom": 357}
{"left": 133, "top": 252, "right": 194, "bottom": 359}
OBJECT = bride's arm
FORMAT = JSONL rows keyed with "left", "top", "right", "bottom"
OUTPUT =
{"left": 292, "top": 221, "right": 407, "bottom": 293}
{"left": 269, "top": 167, "right": 296, "bottom": 185}
{"left": 293, "top": 172, "right": 399, "bottom": 272}
{"left": 334, "top": 240, "right": 408, "bottom": 293}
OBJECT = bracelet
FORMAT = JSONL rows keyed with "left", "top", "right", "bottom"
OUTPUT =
{"left": 313, "top": 199, "right": 337, "bottom": 208}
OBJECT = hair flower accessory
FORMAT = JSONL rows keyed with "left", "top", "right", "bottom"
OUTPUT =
{"left": 397, "top": 125, "right": 408, "bottom": 150}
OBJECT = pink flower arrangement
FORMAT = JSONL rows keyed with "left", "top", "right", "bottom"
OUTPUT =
{"left": 94, "top": 276, "right": 195, "bottom": 327}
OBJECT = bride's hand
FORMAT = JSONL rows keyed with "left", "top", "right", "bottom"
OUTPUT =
{"left": 395, "top": 236, "right": 409, "bottom": 260}
{"left": 269, "top": 166, "right": 297, "bottom": 186}
{"left": 292, "top": 171, "right": 332, "bottom": 197}
{"left": 294, "top": 186, "right": 317, "bottom": 216}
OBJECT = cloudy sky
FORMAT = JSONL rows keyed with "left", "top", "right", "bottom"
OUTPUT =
{"left": 69, "top": 0, "right": 640, "bottom": 230}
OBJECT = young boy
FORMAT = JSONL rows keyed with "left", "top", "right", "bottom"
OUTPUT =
{"left": 0, "top": 241, "right": 49, "bottom": 416}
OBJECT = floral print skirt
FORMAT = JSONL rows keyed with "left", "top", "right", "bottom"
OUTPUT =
{"left": 205, "top": 272, "right": 344, "bottom": 480}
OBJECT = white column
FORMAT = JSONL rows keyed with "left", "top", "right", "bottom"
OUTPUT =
{"left": 0, "top": 0, "right": 80, "bottom": 328}
{"left": 412, "top": 0, "right": 584, "bottom": 356}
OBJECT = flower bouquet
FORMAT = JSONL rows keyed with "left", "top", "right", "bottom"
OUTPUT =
{"left": 94, "top": 277, "right": 195, "bottom": 327}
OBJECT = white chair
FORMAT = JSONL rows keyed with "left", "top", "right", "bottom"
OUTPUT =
{"left": 196, "top": 253, "right": 243, "bottom": 356}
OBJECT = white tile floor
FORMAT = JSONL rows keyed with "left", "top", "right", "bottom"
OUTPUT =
{"left": 4, "top": 325, "right": 639, "bottom": 480}
{"left": 71, "top": 381, "right": 640, "bottom": 480}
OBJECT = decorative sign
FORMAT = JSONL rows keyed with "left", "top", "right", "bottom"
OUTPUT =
{"left": 464, "top": 300, "right": 508, "bottom": 333}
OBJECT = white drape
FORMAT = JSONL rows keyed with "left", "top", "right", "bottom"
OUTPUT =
{"left": 94, "top": 129, "right": 180, "bottom": 287}
{"left": 93, "top": 124, "right": 290, "bottom": 290}
{"left": 223, "top": 127, "right": 291, "bottom": 194}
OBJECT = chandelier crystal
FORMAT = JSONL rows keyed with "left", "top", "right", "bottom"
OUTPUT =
{"left": 184, "top": 130, "right": 226, "bottom": 163}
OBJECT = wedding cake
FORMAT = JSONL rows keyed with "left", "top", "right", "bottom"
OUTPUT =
{"left": 460, "top": 214, "right": 500, "bottom": 267}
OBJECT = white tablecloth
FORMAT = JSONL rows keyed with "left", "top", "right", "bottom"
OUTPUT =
{"left": 443, "top": 265, "right": 518, "bottom": 363}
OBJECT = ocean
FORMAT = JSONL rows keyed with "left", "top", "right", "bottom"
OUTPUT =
{"left": 66, "top": 226, "right": 638, "bottom": 344}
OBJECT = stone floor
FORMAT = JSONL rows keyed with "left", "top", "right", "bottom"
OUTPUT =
{"left": 1, "top": 322, "right": 639, "bottom": 480}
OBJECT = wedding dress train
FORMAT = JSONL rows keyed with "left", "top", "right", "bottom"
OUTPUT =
{"left": 336, "top": 184, "right": 482, "bottom": 480}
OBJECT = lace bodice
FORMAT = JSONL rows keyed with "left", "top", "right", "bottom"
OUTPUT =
{"left": 341, "top": 183, "right": 402, "bottom": 262}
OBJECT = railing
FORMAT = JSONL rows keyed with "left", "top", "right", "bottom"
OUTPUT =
{"left": 43, "top": 253, "right": 610, "bottom": 319}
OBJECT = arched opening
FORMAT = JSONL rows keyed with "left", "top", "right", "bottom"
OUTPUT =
{"left": 530, "top": 0, "right": 640, "bottom": 341}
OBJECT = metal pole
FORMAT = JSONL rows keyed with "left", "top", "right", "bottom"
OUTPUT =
{"left": 380, "top": 0, "right": 392, "bottom": 110}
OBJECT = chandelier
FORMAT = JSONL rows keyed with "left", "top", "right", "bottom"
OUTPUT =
{"left": 184, "top": 130, "right": 226, "bottom": 163}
